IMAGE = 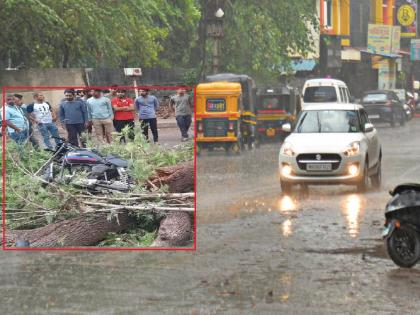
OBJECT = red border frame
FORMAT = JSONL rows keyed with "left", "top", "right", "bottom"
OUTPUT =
{"left": 1, "top": 85, "right": 197, "bottom": 251}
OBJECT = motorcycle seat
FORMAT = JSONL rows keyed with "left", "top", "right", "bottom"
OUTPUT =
{"left": 105, "top": 155, "right": 128, "bottom": 168}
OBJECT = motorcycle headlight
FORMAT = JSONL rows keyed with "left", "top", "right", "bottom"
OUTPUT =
{"left": 281, "top": 142, "right": 295, "bottom": 157}
{"left": 344, "top": 141, "right": 360, "bottom": 156}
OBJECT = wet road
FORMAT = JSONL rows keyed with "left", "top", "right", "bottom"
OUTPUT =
{"left": 2, "top": 120, "right": 420, "bottom": 314}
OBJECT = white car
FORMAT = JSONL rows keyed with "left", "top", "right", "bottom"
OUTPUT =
{"left": 279, "top": 104, "right": 382, "bottom": 193}
{"left": 302, "top": 78, "right": 352, "bottom": 110}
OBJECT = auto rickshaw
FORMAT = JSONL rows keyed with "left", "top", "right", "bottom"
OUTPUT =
{"left": 196, "top": 81, "right": 242, "bottom": 155}
{"left": 256, "top": 86, "right": 300, "bottom": 142}
{"left": 206, "top": 73, "right": 258, "bottom": 149}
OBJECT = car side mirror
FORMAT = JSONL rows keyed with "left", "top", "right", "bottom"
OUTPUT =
{"left": 282, "top": 123, "right": 291, "bottom": 132}
{"left": 364, "top": 123, "right": 374, "bottom": 133}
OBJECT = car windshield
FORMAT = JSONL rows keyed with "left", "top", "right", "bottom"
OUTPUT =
{"left": 295, "top": 110, "right": 360, "bottom": 133}
{"left": 258, "top": 95, "right": 290, "bottom": 111}
{"left": 303, "top": 86, "right": 337, "bottom": 103}
{"left": 363, "top": 93, "right": 387, "bottom": 102}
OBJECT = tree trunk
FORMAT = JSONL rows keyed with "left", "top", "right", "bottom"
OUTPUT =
{"left": 148, "top": 161, "right": 194, "bottom": 193}
{"left": 151, "top": 211, "right": 192, "bottom": 247}
{"left": 7, "top": 211, "right": 136, "bottom": 247}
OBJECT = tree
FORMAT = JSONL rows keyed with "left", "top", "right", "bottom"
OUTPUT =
{"left": 194, "top": 0, "right": 318, "bottom": 82}
{"left": 0, "top": 0, "right": 200, "bottom": 68}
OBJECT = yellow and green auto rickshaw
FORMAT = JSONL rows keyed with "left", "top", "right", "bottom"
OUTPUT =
{"left": 255, "top": 86, "right": 300, "bottom": 142}
{"left": 206, "top": 73, "right": 258, "bottom": 149}
{"left": 196, "top": 81, "right": 243, "bottom": 154}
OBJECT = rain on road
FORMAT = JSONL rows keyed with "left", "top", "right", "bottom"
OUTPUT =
{"left": 2, "top": 120, "right": 420, "bottom": 314}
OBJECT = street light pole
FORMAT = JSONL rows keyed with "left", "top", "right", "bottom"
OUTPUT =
{"left": 208, "top": 7, "right": 224, "bottom": 74}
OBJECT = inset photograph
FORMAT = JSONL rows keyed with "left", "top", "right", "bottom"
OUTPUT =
{"left": 1, "top": 83, "right": 195, "bottom": 249}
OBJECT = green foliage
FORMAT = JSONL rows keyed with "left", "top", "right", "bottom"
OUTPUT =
{"left": 0, "top": 0, "right": 200, "bottom": 68}
{"left": 88, "top": 127, "right": 193, "bottom": 183}
{"left": 98, "top": 230, "right": 157, "bottom": 247}
{"left": 0, "top": 0, "right": 317, "bottom": 80}
{"left": 217, "top": 0, "right": 318, "bottom": 81}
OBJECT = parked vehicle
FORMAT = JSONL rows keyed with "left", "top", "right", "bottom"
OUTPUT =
{"left": 383, "top": 184, "right": 420, "bottom": 268}
{"left": 392, "top": 89, "right": 414, "bottom": 120}
{"left": 196, "top": 73, "right": 258, "bottom": 154}
{"left": 195, "top": 81, "right": 243, "bottom": 154}
{"left": 255, "top": 86, "right": 300, "bottom": 142}
{"left": 278, "top": 104, "right": 382, "bottom": 193}
{"left": 36, "top": 137, "right": 132, "bottom": 193}
{"left": 361, "top": 90, "right": 406, "bottom": 127}
{"left": 302, "top": 78, "right": 352, "bottom": 110}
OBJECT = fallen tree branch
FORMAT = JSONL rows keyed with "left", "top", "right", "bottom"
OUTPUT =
{"left": 82, "top": 201, "right": 194, "bottom": 212}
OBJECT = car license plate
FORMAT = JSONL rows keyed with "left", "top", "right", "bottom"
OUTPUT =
{"left": 266, "top": 128, "right": 275, "bottom": 137}
{"left": 368, "top": 115, "right": 380, "bottom": 119}
{"left": 306, "top": 163, "right": 332, "bottom": 171}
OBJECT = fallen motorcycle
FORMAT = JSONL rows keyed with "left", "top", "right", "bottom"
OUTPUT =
{"left": 383, "top": 183, "right": 420, "bottom": 268}
{"left": 36, "top": 137, "right": 133, "bottom": 193}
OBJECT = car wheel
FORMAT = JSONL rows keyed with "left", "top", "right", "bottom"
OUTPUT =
{"left": 371, "top": 159, "right": 381, "bottom": 189}
{"left": 356, "top": 160, "right": 369, "bottom": 192}
{"left": 280, "top": 180, "right": 293, "bottom": 194}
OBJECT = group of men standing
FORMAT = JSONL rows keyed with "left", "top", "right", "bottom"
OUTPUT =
{"left": 2, "top": 87, "right": 193, "bottom": 150}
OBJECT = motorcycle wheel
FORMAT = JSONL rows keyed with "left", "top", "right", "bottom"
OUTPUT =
{"left": 386, "top": 225, "right": 420, "bottom": 268}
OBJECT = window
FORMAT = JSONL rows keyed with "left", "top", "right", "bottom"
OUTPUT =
{"left": 345, "top": 89, "right": 352, "bottom": 103}
{"left": 304, "top": 86, "right": 337, "bottom": 103}
{"left": 339, "top": 87, "right": 345, "bottom": 103}
{"left": 362, "top": 93, "right": 387, "bottom": 102}
{"left": 323, "top": 0, "right": 333, "bottom": 28}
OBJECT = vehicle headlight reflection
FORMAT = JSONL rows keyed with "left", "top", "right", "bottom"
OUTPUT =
{"left": 278, "top": 195, "right": 297, "bottom": 212}
{"left": 343, "top": 194, "right": 362, "bottom": 238}
{"left": 282, "top": 219, "right": 292, "bottom": 237}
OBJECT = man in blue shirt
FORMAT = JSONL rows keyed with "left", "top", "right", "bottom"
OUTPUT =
{"left": 59, "top": 89, "right": 88, "bottom": 147}
{"left": 86, "top": 89, "right": 114, "bottom": 143}
{"left": 135, "top": 89, "right": 159, "bottom": 143}
{"left": 2, "top": 94, "right": 29, "bottom": 145}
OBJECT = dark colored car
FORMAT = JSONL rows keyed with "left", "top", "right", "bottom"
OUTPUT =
{"left": 361, "top": 90, "right": 406, "bottom": 127}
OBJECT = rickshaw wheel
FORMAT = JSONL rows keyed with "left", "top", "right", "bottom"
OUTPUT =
{"left": 231, "top": 142, "right": 241, "bottom": 155}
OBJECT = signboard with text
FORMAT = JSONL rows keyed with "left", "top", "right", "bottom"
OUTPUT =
{"left": 395, "top": 0, "right": 417, "bottom": 37}
{"left": 367, "top": 24, "right": 401, "bottom": 55}
{"left": 411, "top": 39, "right": 420, "bottom": 60}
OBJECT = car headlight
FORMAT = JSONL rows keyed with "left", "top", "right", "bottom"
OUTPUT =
{"left": 344, "top": 141, "right": 360, "bottom": 156}
{"left": 281, "top": 142, "right": 295, "bottom": 157}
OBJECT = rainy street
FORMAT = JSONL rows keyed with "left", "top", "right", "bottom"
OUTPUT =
{"left": 1, "top": 121, "right": 420, "bottom": 314}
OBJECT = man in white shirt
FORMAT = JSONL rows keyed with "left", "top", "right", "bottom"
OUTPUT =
{"left": 26, "top": 92, "right": 61, "bottom": 149}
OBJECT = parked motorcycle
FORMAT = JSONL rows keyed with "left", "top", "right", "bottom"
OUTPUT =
{"left": 383, "top": 183, "right": 420, "bottom": 268}
{"left": 403, "top": 103, "right": 413, "bottom": 121}
{"left": 36, "top": 137, "right": 133, "bottom": 193}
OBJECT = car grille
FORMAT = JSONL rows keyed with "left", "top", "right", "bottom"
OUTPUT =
{"left": 296, "top": 153, "right": 341, "bottom": 170}
{"left": 203, "top": 118, "right": 228, "bottom": 137}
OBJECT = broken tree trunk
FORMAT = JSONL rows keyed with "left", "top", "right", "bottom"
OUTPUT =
{"left": 148, "top": 161, "right": 194, "bottom": 193}
{"left": 151, "top": 211, "right": 192, "bottom": 247}
{"left": 6, "top": 211, "right": 136, "bottom": 247}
